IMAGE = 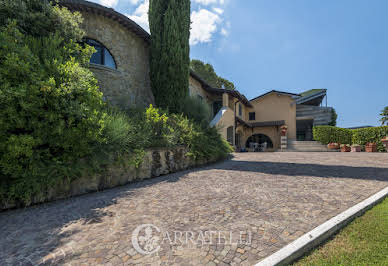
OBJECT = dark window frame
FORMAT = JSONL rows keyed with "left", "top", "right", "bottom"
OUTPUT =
{"left": 227, "top": 126, "right": 234, "bottom": 144}
{"left": 85, "top": 38, "right": 117, "bottom": 69}
{"left": 238, "top": 103, "right": 242, "bottom": 116}
{"left": 249, "top": 112, "right": 256, "bottom": 121}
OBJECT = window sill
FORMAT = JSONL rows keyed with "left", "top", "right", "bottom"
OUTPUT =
{"left": 89, "top": 63, "right": 120, "bottom": 74}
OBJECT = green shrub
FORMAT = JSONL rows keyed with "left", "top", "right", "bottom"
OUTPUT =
{"left": 0, "top": 1, "right": 108, "bottom": 204}
{"left": 139, "top": 105, "right": 232, "bottom": 159}
{"left": 352, "top": 126, "right": 388, "bottom": 152}
{"left": 182, "top": 96, "right": 212, "bottom": 126}
{"left": 0, "top": 1, "right": 232, "bottom": 205}
{"left": 329, "top": 108, "right": 337, "bottom": 126}
{"left": 313, "top": 126, "right": 353, "bottom": 145}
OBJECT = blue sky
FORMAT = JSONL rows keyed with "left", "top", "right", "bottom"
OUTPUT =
{"left": 90, "top": 0, "right": 388, "bottom": 127}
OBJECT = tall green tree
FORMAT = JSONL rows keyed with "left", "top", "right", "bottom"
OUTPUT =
{"left": 190, "top": 59, "right": 236, "bottom": 90}
{"left": 380, "top": 106, "right": 388, "bottom": 125}
{"left": 149, "top": 0, "right": 191, "bottom": 113}
{"left": 329, "top": 108, "right": 338, "bottom": 126}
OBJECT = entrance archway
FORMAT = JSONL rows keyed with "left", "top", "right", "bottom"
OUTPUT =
{"left": 245, "top": 134, "right": 274, "bottom": 148}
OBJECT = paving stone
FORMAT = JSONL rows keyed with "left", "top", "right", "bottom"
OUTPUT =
{"left": 0, "top": 152, "right": 386, "bottom": 265}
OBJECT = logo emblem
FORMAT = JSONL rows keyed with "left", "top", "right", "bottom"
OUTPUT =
{"left": 132, "top": 224, "right": 161, "bottom": 255}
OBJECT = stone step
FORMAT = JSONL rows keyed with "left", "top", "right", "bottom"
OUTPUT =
{"left": 286, "top": 140, "right": 338, "bottom": 152}
{"left": 289, "top": 141, "right": 320, "bottom": 145}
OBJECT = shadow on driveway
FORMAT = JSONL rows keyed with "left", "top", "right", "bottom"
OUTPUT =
{"left": 214, "top": 160, "right": 388, "bottom": 181}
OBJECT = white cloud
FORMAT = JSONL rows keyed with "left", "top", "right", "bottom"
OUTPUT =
{"left": 125, "top": 0, "right": 227, "bottom": 45}
{"left": 190, "top": 9, "right": 221, "bottom": 45}
{"left": 193, "top": 0, "right": 218, "bottom": 5}
{"left": 213, "top": 7, "right": 224, "bottom": 14}
{"left": 127, "top": 0, "right": 150, "bottom": 32}
{"left": 128, "top": 0, "right": 141, "bottom": 4}
{"left": 193, "top": 0, "right": 225, "bottom": 5}
{"left": 99, "top": 0, "right": 118, "bottom": 7}
{"left": 220, "top": 21, "right": 231, "bottom": 36}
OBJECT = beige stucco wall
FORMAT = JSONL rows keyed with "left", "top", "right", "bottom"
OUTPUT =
{"left": 247, "top": 93, "right": 296, "bottom": 140}
{"left": 80, "top": 12, "right": 154, "bottom": 108}
{"left": 217, "top": 107, "right": 235, "bottom": 145}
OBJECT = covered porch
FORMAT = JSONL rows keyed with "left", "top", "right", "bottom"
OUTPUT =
{"left": 235, "top": 117, "right": 285, "bottom": 151}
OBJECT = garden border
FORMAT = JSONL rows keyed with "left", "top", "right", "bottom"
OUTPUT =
{"left": 0, "top": 147, "right": 220, "bottom": 211}
{"left": 255, "top": 186, "right": 388, "bottom": 266}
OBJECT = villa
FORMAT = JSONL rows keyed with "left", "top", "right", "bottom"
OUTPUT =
{"left": 60, "top": 0, "right": 335, "bottom": 151}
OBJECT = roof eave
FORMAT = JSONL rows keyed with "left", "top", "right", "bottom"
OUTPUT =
{"left": 58, "top": 0, "right": 150, "bottom": 44}
{"left": 249, "top": 90, "right": 301, "bottom": 102}
{"left": 295, "top": 90, "right": 327, "bottom": 105}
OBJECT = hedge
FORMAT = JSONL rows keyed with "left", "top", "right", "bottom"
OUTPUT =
{"left": 313, "top": 125, "right": 388, "bottom": 152}
{"left": 352, "top": 126, "right": 388, "bottom": 152}
{"left": 313, "top": 126, "right": 353, "bottom": 145}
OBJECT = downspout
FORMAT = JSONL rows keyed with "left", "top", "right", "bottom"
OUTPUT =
{"left": 234, "top": 100, "right": 240, "bottom": 148}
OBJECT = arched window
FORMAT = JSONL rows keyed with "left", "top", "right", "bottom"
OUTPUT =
{"left": 85, "top": 39, "right": 117, "bottom": 69}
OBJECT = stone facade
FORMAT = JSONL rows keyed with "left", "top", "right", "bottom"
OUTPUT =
{"left": 81, "top": 12, "right": 154, "bottom": 107}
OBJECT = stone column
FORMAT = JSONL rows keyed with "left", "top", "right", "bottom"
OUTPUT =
{"left": 280, "top": 125, "right": 288, "bottom": 151}
{"left": 281, "top": 136, "right": 287, "bottom": 151}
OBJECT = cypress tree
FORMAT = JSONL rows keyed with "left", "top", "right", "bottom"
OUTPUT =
{"left": 149, "top": 0, "right": 190, "bottom": 113}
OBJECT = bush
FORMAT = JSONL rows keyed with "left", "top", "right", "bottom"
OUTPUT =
{"left": 125, "top": 105, "right": 233, "bottom": 160}
{"left": 181, "top": 96, "right": 212, "bottom": 125}
{"left": 329, "top": 108, "right": 337, "bottom": 126}
{"left": 313, "top": 126, "right": 353, "bottom": 145}
{"left": 0, "top": 1, "right": 232, "bottom": 205}
{"left": 352, "top": 126, "right": 388, "bottom": 152}
{"left": 0, "top": 1, "right": 107, "bottom": 204}
{"left": 314, "top": 125, "right": 388, "bottom": 152}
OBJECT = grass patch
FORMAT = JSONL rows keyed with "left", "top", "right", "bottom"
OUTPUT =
{"left": 294, "top": 196, "right": 388, "bottom": 265}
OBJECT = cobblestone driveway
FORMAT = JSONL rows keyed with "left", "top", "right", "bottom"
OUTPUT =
{"left": 1, "top": 152, "right": 387, "bottom": 265}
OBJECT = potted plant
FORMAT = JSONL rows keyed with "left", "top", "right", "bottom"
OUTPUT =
{"left": 327, "top": 143, "right": 340, "bottom": 150}
{"left": 280, "top": 125, "right": 288, "bottom": 136}
{"left": 365, "top": 142, "right": 377, "bottom": 153}
{"left": 381, "top": 136, "right": 388, "bottom": 152}
{"left": 351, "top": 144, "right": 361, "bottom": 152}
{"left": 340, "top": 144, "right": 351, "bottom": 152}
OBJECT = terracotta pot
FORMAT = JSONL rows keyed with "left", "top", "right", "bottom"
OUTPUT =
{"left": 327, "top": 143, "right": 340, "bottom": 150}
{"left": 365, "top": 143, "right": 377, "bottom": 153}
{"left": 341, "top": 145, "right": 351, "bottom": 152}
{"left": 351, "top": 145, "right": 361, "bottom": 152}
{"left": 280, "top": 125, "right": 288, "bottom": 137}
{"left": 381, "top": 138, "right": 388, "bottom": 152}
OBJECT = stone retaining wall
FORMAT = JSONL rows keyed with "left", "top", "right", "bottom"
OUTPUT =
{"left": 1, "top": 147, "right": 217, "bottom": 211}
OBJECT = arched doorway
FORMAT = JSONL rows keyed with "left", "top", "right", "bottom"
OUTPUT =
{"left": 245, "top": 134, "right": 274, "bottom": 148}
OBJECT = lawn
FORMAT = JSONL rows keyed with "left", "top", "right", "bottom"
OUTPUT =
{"left": 295, "top": 197, "right": 388, "bottom": 266}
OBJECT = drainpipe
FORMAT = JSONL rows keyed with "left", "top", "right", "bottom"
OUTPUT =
{"left": 234, "top": 100, "right": 240, "bottom": 148}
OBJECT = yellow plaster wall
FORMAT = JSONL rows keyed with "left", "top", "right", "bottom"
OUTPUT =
{"left": 246, "top": 93, "right": 296, "bottom": 140}
{"left": 217, "top": 107, "right": 235, "bottom": 144}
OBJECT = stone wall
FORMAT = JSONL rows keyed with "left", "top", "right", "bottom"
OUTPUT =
{"left": 81, "top": 12, "right": 154, "bottom": 107}
{"left": 1, "top": 147, "right": 217, "bottom": 211}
